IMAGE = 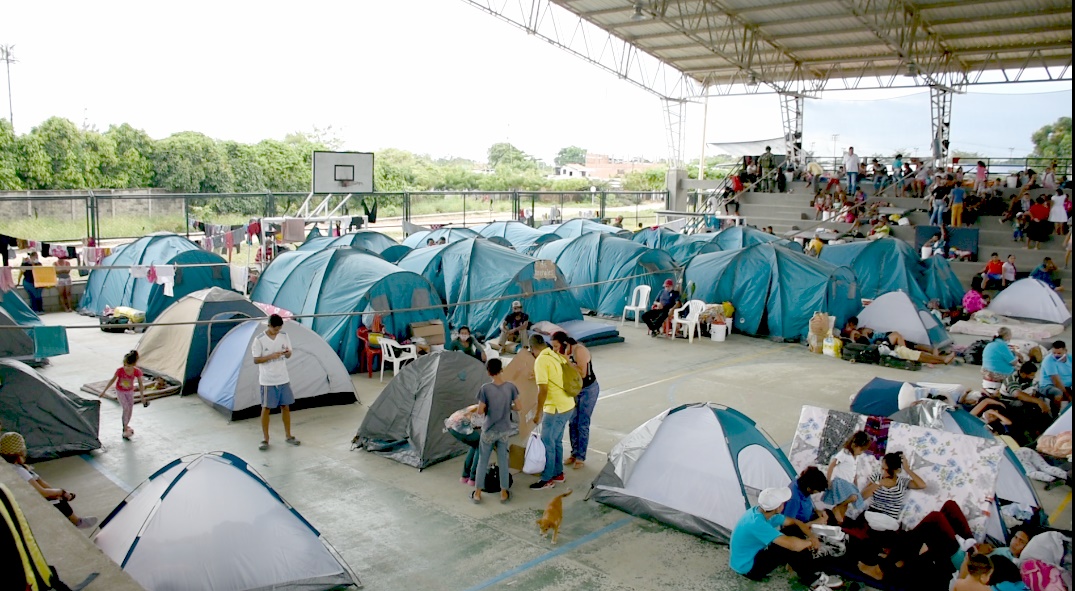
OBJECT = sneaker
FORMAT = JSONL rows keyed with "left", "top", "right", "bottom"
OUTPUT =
{"left": 466, "top": 479, "right": 476, "bottom": 487}
{"left": 812, "top": 573, "right": 844, "bottom": 589}
{"left": 75, "top": 516, "right": 98, "bottom": 530}
{"left": 460, "top": 477, "right": 470, "bottom": 485}
{"left": 551, "top": 474, "right": 566, "bottom": 483}
{"left": 529, "top": 480, "right": 556, "bottom": 490}
{"left": 259, "top": 441, "right": 269, "bottom": 451}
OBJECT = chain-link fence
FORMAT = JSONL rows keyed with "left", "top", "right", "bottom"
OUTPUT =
{"left": 0, "top": 194, "right": 91, "bottom": 242}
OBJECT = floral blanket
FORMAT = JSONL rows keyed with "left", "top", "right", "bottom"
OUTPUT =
{"left": 790, "top": 405, "right": 1004, "bottom": 539}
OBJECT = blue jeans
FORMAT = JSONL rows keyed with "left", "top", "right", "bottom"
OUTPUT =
{"left": 540, "top": 408, "right": 574, "bottom": 482}
{"left": 930, "top": 206, "right": 944, "bottom": 226}
{"left": 474, "top": 433, "right": 510, "bottom": 492}
{"left": 23, "top": 280, "right": 42, "bottom": 313}
{"left": 462, "top": 447, "right": 479, "bottom": 480}
{"left": 1040, "top": 384, "right": 1069, "bottom": 405}
{"left": 569, "top": 382, "right": 600, "bottom": 462}
{"left": 847, "top": 172, "right": 859, "bottom": 194}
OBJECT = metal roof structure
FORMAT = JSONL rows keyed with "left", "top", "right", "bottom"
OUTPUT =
{"left": 463, "top": 0, "right": 1072, "bottom": 99}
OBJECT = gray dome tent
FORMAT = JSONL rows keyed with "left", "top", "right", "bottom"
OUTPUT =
{"left": 0, "top": 359, "right": 101, "bottom": 460}
{"left": 353, "top": 351, "right": 489, "bottom": 470}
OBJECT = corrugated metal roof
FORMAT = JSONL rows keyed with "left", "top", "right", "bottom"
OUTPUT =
{"left": 554, "top": 0, "right": 1072, "bottom": 88}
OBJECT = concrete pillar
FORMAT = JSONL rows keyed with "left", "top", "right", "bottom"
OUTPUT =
{"left": 665, "top": 168, "right": 689, "bottom": 211}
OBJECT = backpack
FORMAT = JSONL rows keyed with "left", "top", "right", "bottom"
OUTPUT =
{"left": 482, "top": 464, "right": 513, "bottom": 493}
{"left": 964, "top": 339, "right": 989, "bottom": 365}
{"left": 558, "top": 355, "right": 583, "bottom": 397}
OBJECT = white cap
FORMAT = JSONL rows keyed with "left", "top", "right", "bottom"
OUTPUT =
{"left": 758, "top": 487, "right": 792, "bottom": 511}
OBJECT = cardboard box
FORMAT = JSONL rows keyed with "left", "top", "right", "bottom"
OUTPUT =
{"left": 500, "top": 350, "right": 539, "bottom": 472}
{"left": 409, "top": 320, "right": 446, "bottom": 346}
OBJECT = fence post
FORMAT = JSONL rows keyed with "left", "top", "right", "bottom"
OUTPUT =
{"left": 462, "top": 192, "right": 467, "bottom": 227}
{"left": 599, "top": 191, "right": 607, "bottom": 221}
{"left": 184, "top": 196, "right": 190, "bottom": 239}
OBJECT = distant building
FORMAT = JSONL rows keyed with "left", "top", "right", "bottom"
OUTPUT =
{"left": 583, "top": 154, "right": 664, "bottom": 180}
{"left": 549, "top": 163, "right": 593, "bottom": 180}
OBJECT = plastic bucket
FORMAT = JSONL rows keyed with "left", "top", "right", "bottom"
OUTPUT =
{"left": 710, "top": 323, "right": 727, "bottom": 342}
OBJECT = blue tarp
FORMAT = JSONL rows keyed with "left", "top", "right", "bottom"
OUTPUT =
{"left": 402, "top": 228, "right": 480, "bottom": 249}
{"left": 921, "top": 256, "right": 965, "bottom": 310}
{"left": 819, "top": 237, "right": 930, "bottom": 306}
{"left": 477, "top": 221, "right": 562, "bottom": 255}
{"left": 298, "top": 231, "right": 398, "bottom": 254}
{"left": 250, "top": 248, "right": 447, "bottom": 372}
{"left": 79, "top": 233, "right": 233, "bottom": 321}
{"left": 684, "top": 243, "right": 860, "bottom": 341}
{"left": 0, "top": 291, "right": 41, "bottom": 327}
{"left": 397, "top": 239, "right": 582, "bottom": 339}
{"left": 542, "top": 218, "right": 633, "bottom": 240}
{"left": 536, "top": 233, "right": 676, "bottom": 317}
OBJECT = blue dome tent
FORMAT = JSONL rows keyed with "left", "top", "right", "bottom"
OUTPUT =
{"left": 683, "top": 243, "right": 860, "bottom": 341}
{"left": 396, "top": 239, "right": 582, "bottom": 339}
{"left": 402, "top": 227, "right": 480, "bottom": 249}
{"left": 298, "top": 230, "right": 399, "bottom": 254}
{"left": 921, "top": 256, "right": 966, "bottom": 310}
{"left": 79, "top": 233, "right": 233, "bottom": 322}
{"left": 536, "top": 233, "right": 676, "bottom": 317}
{"left": 818, "top": 236, "right": 930, "bottom": 306}
{"left": 379, "top": 244, "right": 413, "bottom": 264}
{"left": 0, "top": 291, "right": 40, "bottom": 328}
{"left": 250, "top": 247, "right": 447, "bottom": 372}
{"left": 542, "top": 218, "right": 633, "bottom": 239}
{"left": 477, "top": 221, "right": 562, "bottom": 255}
{"left": 708, "top": 226, "right": 802, "bottom": 252}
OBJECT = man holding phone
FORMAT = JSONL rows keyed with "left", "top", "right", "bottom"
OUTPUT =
{"left": 252, "top": 314, "right": 301, "bottom": 451}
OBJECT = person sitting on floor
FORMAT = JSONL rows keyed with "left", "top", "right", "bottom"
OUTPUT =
{"left": 824, "top": 431, "right": 869, "bottom": 523}
{"left": 448, "top": 326, "right": 486, "bottom": 362}
{"left": 842, "top": 316, "right": 877, "bottom": 344}
{"left": 1031, "top": 257, "right": 1062, "bottom": 292}
{"left": 494, "top": 301, "right": 530, "bottom": 354}
{"left": 1039, "top": 340, "right": 1071, "bottom": 413}
{"left": 728, "top": 487, "right": 844, "bottom": 589}
{"left": 953, "top": 554, "right": 995, "bottom": 591}
{"left": 0, "top": 432, "right": 97, "bottom": 529}
{"left": 782, "top": 466, "right": 832, "bottom": 526}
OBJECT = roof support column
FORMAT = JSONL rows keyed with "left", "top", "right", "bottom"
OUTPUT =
{"left": 930, "top": 85, "right": 953, "bottom": 170}
{"left": 780, "top": 93, "right": 804, "bottom": 169}
{"left": 662, "top": 97, "right": 687, "bottom": 170}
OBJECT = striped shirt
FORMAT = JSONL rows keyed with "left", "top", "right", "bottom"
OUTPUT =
{"left": 868, "top": 474, "right": 910, "bottom": 520}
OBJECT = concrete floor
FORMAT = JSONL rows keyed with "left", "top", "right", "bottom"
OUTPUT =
{"left": 29, "top": 312, "right": 1073, "bottom": 591}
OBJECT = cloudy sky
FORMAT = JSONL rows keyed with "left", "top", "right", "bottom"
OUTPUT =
{"left": 1, "top": 1, "right": 1070, "bottom": 164}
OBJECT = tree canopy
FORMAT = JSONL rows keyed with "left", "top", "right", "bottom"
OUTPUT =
{"left": 1029, "top": 116, "right": 1072, "bottom": 160}
{"left": 555, "top": 146, "right": 587, "bottom": 167}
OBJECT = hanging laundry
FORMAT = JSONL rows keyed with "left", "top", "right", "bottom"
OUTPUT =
{"left": 362, "top": 198, "right": 378, "bottom": 223}
{"left": 0, "top": 267, "right": 14, "bottom": 293}
{"left": 230, "top": 266, "right": 249, "bottom": 292}
{"left": 247, "top": 220, "right": 261, "bottom": 243}
{"left": 146, "top": 265, "right": 158, "bottom": 284}
{"left": 154, "top": 266, "right": 176, "bottom": 297}
{"left": 130, "top": 265, "right": 149, "bottom": 279}
{"left": 0, "top": 234, "right": 16, "bottom": 266}
{"left": 282, "top": 218, "right": 305, "bottom": 243}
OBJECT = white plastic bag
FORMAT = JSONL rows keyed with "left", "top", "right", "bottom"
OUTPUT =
{"left": 523, "top": 426, "right": 546, "bottom": 475}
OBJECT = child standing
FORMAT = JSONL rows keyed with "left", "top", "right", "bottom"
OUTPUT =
{"left": 101, "top": 350, "right": 148, "bottom": 440}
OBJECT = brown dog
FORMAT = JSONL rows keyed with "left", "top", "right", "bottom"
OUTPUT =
{"left": 536, "top": 489, "right": 572, "bottom": 544}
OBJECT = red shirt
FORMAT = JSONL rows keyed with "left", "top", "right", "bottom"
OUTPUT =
{"left": 114, "top": 366, "right": 143, "bottom": 392}
{"left": 985, "top": 260, "right": 1003, "bottom": 275}
{"left": 1029, "top": 203, "right": 1050, "bottom": 221}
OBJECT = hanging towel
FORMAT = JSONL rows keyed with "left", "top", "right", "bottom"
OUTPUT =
{"left": 130, "top": 265, "right": 149, "bottom": 279}
{"left": 230, "top": 266, "right": 249, "bottom": 292}
{"left": 363, "top": 198, "right": 378, "bottom": 223}
{"left": 282, "top": 218, "right": 306, "bottom": 242}
{"left": 0, "top": 267, "right": 14, "bottom": 292}
{"left": 155, "top": 266, "right": 176, "bottom": 297}
{"left": 33, "top": 266, "right": 58, "bottom": 288}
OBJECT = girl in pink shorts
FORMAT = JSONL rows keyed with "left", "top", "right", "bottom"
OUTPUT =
{"left": 102, "top": 350, "right": 148, "bottom": 439}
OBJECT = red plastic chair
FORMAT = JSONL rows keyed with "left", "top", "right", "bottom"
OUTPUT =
{"left": 357, "top": 326, "right": 382, "bottom": 378}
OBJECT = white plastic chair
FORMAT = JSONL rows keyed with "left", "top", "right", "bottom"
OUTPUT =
{"left": 670, "top": 299, "right": 706, "bottom": 343}
{"left": 621, "top": 285, "right": 652, "bottom": 327}
{"left": 379, "top": 337, "right": 417, "bottom": 382}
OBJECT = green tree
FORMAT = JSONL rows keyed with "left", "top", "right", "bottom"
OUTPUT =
{"left": 152, "top": 131, "right": 234, "bottom": 193}
{"left": 554, "top": 146, "right": 587, "bottom": 166}
{"left": 487, "top": 142, "right": 531, "bottom": 169}
{"left": 1029, "top": 116, "right": 1072, "bottom": 159}
{"left": 0, "top": 119, "right": 22, "bottom": 190}
{"left": 105, "top": 123, "right": 155, "bottom": 187}
{"left": 622, "top": 168, "right": 666, "bottom": 191}
{"left": 26, "top": 117, "right": 91, "bottom": 189}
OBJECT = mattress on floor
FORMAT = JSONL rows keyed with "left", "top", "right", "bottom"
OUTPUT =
{"left": 531, "top": 319, "right": 622, "bottom": 346}
{"left": 81, "top": 370, "right": 181, "bottom": 401}
{"left": 950, "top": 318, "right": 1065, "bottom": 340}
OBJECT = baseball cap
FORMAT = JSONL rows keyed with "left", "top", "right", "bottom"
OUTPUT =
{"left": 511, "top": 300, "right": 522, "bottom": 308}
{"left": 664, "top": 279, "right": 674, "bottom": 286}
{"left": 758, "top": 487, "right": 792, "bottom": 511}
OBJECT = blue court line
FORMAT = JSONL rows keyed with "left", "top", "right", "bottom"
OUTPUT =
{"left": 463, "top": 517, "right": 632, "bottom": 591}
{"left": 80, "top": 455, "right": 134, "bottom": 494}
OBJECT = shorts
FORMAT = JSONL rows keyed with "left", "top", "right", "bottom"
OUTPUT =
{"left": 985, "top": 273, "right": 1002, "bottom": 281}
{"left": 894, "top": 346, "right": 921, "bottom": 361}
{"left": 260, "top": 383, "right": 295, "bottom": 409}
{"left": 56, "top": 276, "right": 72, "bottom": 287}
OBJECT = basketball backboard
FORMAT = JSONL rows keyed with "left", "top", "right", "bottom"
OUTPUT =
{"left": 312, "top": 151, "right": 374, "bottom": 193}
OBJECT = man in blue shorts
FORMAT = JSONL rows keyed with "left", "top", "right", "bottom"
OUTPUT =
{"left": 252, "top": 314, "right": 301, "bottom": 451}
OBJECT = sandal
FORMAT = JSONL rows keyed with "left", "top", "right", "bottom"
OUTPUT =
{"left": 500, "top": 490, "right": 512, "bottom": 504}
{"left": 259, "top": 441, "right": 269, "bottom": 451}
{"left": 572, "top": 460, "right": 585, "bottom": 470}
{"left": 286, "top": 437, "right": 301, "bottom": 446}
{"left": 470, "top": 490, "right": 481, "bottom": 504}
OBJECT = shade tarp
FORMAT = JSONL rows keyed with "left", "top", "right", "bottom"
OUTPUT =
{"left": 541, "top": 218, "right": 633, "bottom": 240}
{"left": 477, "top": 221, "right": 562, "bottom": 255}
{"left": 987, "top": 278, "right": 1072, "bottom": 325}
{"left": 589, "top": 403, "right": 793, "bottom": 543}
{"left": 402, "top": 227, "right": 480, "bottom": 249}
{"left": 0, "top": 359, "right": 100, "bottom": 460}
{"left": 397, "top": 239, "right": 582, "bottom": 339}
{"left": 93, "top": 452, "right": 359, "bottom": 590}
{"left": 354, "top": 351, "right": 489, "bottom": 470}
{"left": 136, "top": 287, "right": 265, "bottom": 393}
{"left": 536, "top": 233, "right": 676, "bottom": 317}
{"left": 856, "top": 291, "right": 952, "bottom": 348}
{"left": 818, "top": 237, "right": 930, "bottom": 306}
{"left": 197, "top": 320, "right": 356, "bottom": 420}
{"left": 707, "top": 138, "right": 784, "bottom": 157}
{"left": 683, "top": 243, "right": 860, "bottom": 341}
{"left": 251, "top": 248, "right": 447, "bottom": 372}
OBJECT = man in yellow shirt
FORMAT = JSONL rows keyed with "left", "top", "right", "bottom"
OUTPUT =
{"left": 529, "top": 335, "right": 576, "bottom": 490}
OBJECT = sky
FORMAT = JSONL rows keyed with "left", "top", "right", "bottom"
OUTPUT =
{"left": 0, "top": 0, "right": 1070, "bottom": 165}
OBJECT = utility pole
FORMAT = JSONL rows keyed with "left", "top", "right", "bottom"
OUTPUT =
{"left": 0, "top": 45, "right": 14, "bottom": 128}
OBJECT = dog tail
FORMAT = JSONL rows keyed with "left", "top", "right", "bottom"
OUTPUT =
{"left": 557, "top": 489, "right": 574, "bottom": 500}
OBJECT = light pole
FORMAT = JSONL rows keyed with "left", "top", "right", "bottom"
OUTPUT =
{"left": 831, "top": 134, "right": 840, "bottom": 165}
{"left": 0, "top": 45, "right": 15, "bottom": 128}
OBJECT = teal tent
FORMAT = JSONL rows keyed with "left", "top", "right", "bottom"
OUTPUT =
{"left": 380, "top": 244, "right": 413, "bottom": 264}
{"left": 402, "top": 227, "right": 480, "bottom": 249}
{"left": 477, "top": 221, "right": 561, "bottom": 255}
{"left": 298, "top": 231, "right": 398, "bottom": 254}
{"left": 0, "top": 291, "right": 41, "bottom": 327}
{"left": 818, "top": 236, "right": 929, "bottom": 306}
{"left": 708, "top": 226, "right": 802, "bottom": 252}
{"left": 683, "top": 243, "right": 860, "bottom": 341}
{"left": 79, "top": 233, "right": 233, "bottom": 322}
{"left": 632, "top": 227, "right": 684, "bottom": 251}
{"left": 543, "top": 218, "right": 633, "bottom": 239}
{"left": 251, "top": 247, "right": 447, "bottom": 372}
{"left": 397, "top": 239, "right": 582, "bottom": 339}
{"left": 921, "top": 256, "right": 965, "bottom": 310}
{"left": 536, "top": 233, "right": 676, "bottom": 317}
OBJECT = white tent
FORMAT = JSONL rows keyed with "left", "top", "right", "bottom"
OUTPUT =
{"left": 857, "top": 291, "right": 952, "bottom": 348}
{"left": 587, "top": 403, "right": 793, "bottom": 543}
{"left": 136, "top": 287, "right": 264, "bottom": 392}
{"left": 197, "top": 320, "right": 356, "bottom": 420}
{"left": 987, "top": 278, "right": 1071, "bottom": 325}
{"left": 93, "top": 452, "right": 359, "bottom": 590}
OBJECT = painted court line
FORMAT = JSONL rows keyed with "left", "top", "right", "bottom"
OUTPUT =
{"left": 81, "top": 455, "right": 134, "bottom": 494}
{"left": 462, "top": 517, "right": 632, "bottom": 591}
{"left": 1049, "top": 491, "right": 1071, "bottom": 526}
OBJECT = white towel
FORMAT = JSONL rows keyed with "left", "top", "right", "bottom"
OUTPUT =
{"left": 130, "top": 265, "right": 148, "bottom": 279}
{"left": 230, "top": 266, "right": 248, "bottom": 292}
